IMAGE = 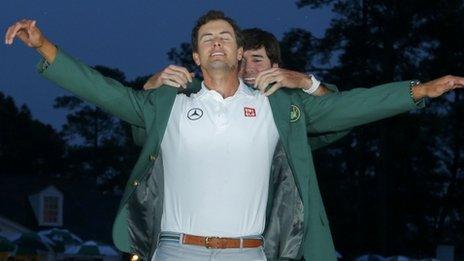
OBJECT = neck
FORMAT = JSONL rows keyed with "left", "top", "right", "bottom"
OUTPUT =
{"left": 202, "top": 69, "right": 240, "bottom": 98}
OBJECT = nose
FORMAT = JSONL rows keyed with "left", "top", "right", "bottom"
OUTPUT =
{"left": 244, "top": 60, "right": 255, "bottom": 73}
{"left": 212, "top": 37, "right": 223, "bottom": 48}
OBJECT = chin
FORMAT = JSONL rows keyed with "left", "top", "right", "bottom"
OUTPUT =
{"left": 208, "top": 61, "right": 231, "bottom": 71}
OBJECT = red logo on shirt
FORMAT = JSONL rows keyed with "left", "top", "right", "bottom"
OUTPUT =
{"left": 244, "top": 107, "right": 256, "bottom": 117}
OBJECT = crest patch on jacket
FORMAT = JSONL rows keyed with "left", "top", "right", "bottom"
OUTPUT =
{"left": 290, "top": 105, "right": 301, "bottom": 122}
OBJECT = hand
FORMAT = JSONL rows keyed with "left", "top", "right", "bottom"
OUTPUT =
{"left": 254, "top": 68, "right": 312, "bottom": 96}
{"left": 143, "top": 65, "right": 194, "bottom": 90}
{"left": 5, "top": 19, "right": 45, "bottom": 48}
{"left": 413, "top": 75, "right": 464, "bottom": 100}
{"left": 5, "top": 19, "right": 56, "bottom": 62}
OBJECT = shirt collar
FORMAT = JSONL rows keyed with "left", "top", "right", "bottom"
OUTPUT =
{"left": 197, "top": 78, "right": 255, "bottom": 99}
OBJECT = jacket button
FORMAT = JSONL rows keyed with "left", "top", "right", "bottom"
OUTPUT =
{"left": 149, "top": 154, "right": 157, "bottom": 161}
{"left": 133, "top": 180, "right": 139, "bottom": 187}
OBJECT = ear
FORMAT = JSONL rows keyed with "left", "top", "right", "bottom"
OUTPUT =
{"left": 272, "top": 63, "right": 279, "bottom": 68}
{"left": 237, "top": 47, "right": 244, "bottom": 61}
{"left": 193, "top": 52, "right": 201, "bottom": 66}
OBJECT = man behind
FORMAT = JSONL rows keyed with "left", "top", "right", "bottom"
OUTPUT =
{"left": 5, "top": 11, "right": 463, "bottom": 261}
{"left": 143, "top": 28, "right": 332, "bottom": 97}
{"left": 141, "top": 27, "right": 346, "bottom": 151}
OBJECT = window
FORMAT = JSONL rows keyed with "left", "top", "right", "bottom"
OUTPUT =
{"left": 43, "top": 196, "right": 59, "bottom": 224}
{"left": 33, "top": 186, "right": 63, "bottom": 226}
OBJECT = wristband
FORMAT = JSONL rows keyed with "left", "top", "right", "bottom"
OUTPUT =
{"left": 409, "top": 80, "right": 421, "bottom": 103}
{"left": 303, "top": 74, "right": 321, "bottom": 95}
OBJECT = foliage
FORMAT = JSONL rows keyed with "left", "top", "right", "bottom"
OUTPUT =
{"left": 295, "top": 0, "right": 464, "bottom": 258}
{"left": 0, "top": 92, "right": 65, "bottom": 177}
{"left": 53, "top": 66, "right": 141, "bottom": 193}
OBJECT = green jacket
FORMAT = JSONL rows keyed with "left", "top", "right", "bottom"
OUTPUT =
{"left": 39, "top": 49, "right": 423, "bottom": 261}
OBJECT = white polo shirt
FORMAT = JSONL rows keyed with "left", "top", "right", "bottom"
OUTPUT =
{"left": 160, "top": 80, "right": 279, "bottom": 237}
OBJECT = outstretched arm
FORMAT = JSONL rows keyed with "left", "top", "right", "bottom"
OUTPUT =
{"left": 304, "top": 77, "right": 464, "bottom": 134}
{"left": 5, "top": 19, "right": 150, "bottom": 127}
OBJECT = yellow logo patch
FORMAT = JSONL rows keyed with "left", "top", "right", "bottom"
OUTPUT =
{"left": 290, "top": 105, "right": 301, "bottom": 122}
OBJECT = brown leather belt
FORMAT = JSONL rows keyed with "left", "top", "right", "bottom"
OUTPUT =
{"left": 182, "top": 234, "right": 263, "bottom": 249}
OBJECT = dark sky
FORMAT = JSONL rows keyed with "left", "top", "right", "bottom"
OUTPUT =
{"left": 1, "top": 0, "right": 332, "bottom": 129}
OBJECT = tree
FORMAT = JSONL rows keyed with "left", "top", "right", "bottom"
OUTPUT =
{"left": 167, "top": 42, "right": 201, "bottom": 76}
{"left": 296, "top": 0, "right": 464, "bottom": 258}
{"left": 0, "top": 92, "right": 65, "bottom": 177}
{"left": 280, "top": 28, "right": 319, "bottom": 72}
{"left": 54, "top": 66, "right": 141, "bottom": 193}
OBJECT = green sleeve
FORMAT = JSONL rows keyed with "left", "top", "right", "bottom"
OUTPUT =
{"left": 308, "top": 130, "right": 350, "bottom": 150}
{"left": 322, "top": 82, "right": 338, "bottom": 93}
{"left": 303, "top": 81, "right": 425, "bottom": 133}
{"left": 38, "top": 48, "right": 149, "bottom": 127}
{"left": 304, "top": 83, "right": 350, "bottom": 150}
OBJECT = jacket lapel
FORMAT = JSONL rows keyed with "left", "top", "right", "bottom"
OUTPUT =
{"left": 151, "top": 79, "right": 202, "bottom": 156}
{"left": 268, "top": 89, "right": 290, "bottom": 146}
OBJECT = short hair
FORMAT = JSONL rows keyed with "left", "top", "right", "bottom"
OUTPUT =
{"left": 242, "top": 28, "right": 281, "bottom": 65}
{"left": 191, "top": 10, "right": 244, "bottom": 52}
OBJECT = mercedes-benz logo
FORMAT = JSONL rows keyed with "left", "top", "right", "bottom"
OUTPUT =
{"left": 187, "top": 108, "right": 203, "bottom": 120}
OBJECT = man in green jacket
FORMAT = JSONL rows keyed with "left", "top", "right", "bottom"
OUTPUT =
{"left": 6, "top": 10, "right": 463, "bottom": 261}
{"left": 138, "top": 27, "right": 349, "bottom": 260}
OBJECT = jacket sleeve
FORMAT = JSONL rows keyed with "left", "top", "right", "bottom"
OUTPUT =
{"left": 304, "top": 83, "right": 350, "bottom": 150}
{"left": 38, "top": 48, "right": 148, "bottom": 127}
{"left": 323, "top": 82, "right": 339, "bottom": 93}
{"left": 303, "top": 81, "right": 425, "bottom": 134}
{"left": 308, "top": 130, "right": 350, "bottom": 150}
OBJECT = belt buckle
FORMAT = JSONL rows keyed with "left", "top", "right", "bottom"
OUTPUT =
{"left": 205, "top": 237, "right": 226, "bottom": 249}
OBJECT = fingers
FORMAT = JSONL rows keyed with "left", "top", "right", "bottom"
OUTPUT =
{"left": 163, "top": 78, "right": 182, "bottom": 88}
{"left": 257, "top": 75, "right": 278, "bottom": 93}
{"left": 144, "top": 65, "right": 193, "bottom": 90}
{"left": 167, "top": 65, "right": 192, "bottom": 83}
{"left": 163, "top": 72, "right": 188, "bottom": 88}
{"left": 450, "top": 76, "right": 464, "bottom": 88}
{"left": 264, "top": 82, "right": 283, "bottom": 96}
{"left": 423, "top": 75, "right": 464, "bottom": 98}
{"left": 254, "top": 68, "right": 278, "bottom": 90}
{"left": 162, "top": 65, "right": 192, "bottom": 88}
{"left": 26, "top": 20, "right": 36, "bottom": 36}
{"left": 150, "top": 65, "right": 192, "bottom": 89}
{"left": 254, "top": 68, "right": 284, "bottom": 95}
{"left": 255, "top": 68, "right": 280, "bottom": 93}
{"left": 5, "top": 25, "right": 13, "bottom": 44}
{"left": 441, "top": 76, "right": 464, "bottom": 93}
{"left": 5, "top": 19, "right": 33, "bottom": 45}
{"left": 16, "top": 29, "right": 31, "bottom": 47}
{"left": 5, "top": 23, "right": 18, "bottom": 44}
{"left": 254, "top": 68, "right": 307, "bottom": 92}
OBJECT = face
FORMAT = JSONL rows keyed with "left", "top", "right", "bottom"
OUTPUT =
{"left": 193, "top": 20, "right": 243, "bottom": 72}
{"left": 240, "top": 47, "right": 278, "bottom": 85}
